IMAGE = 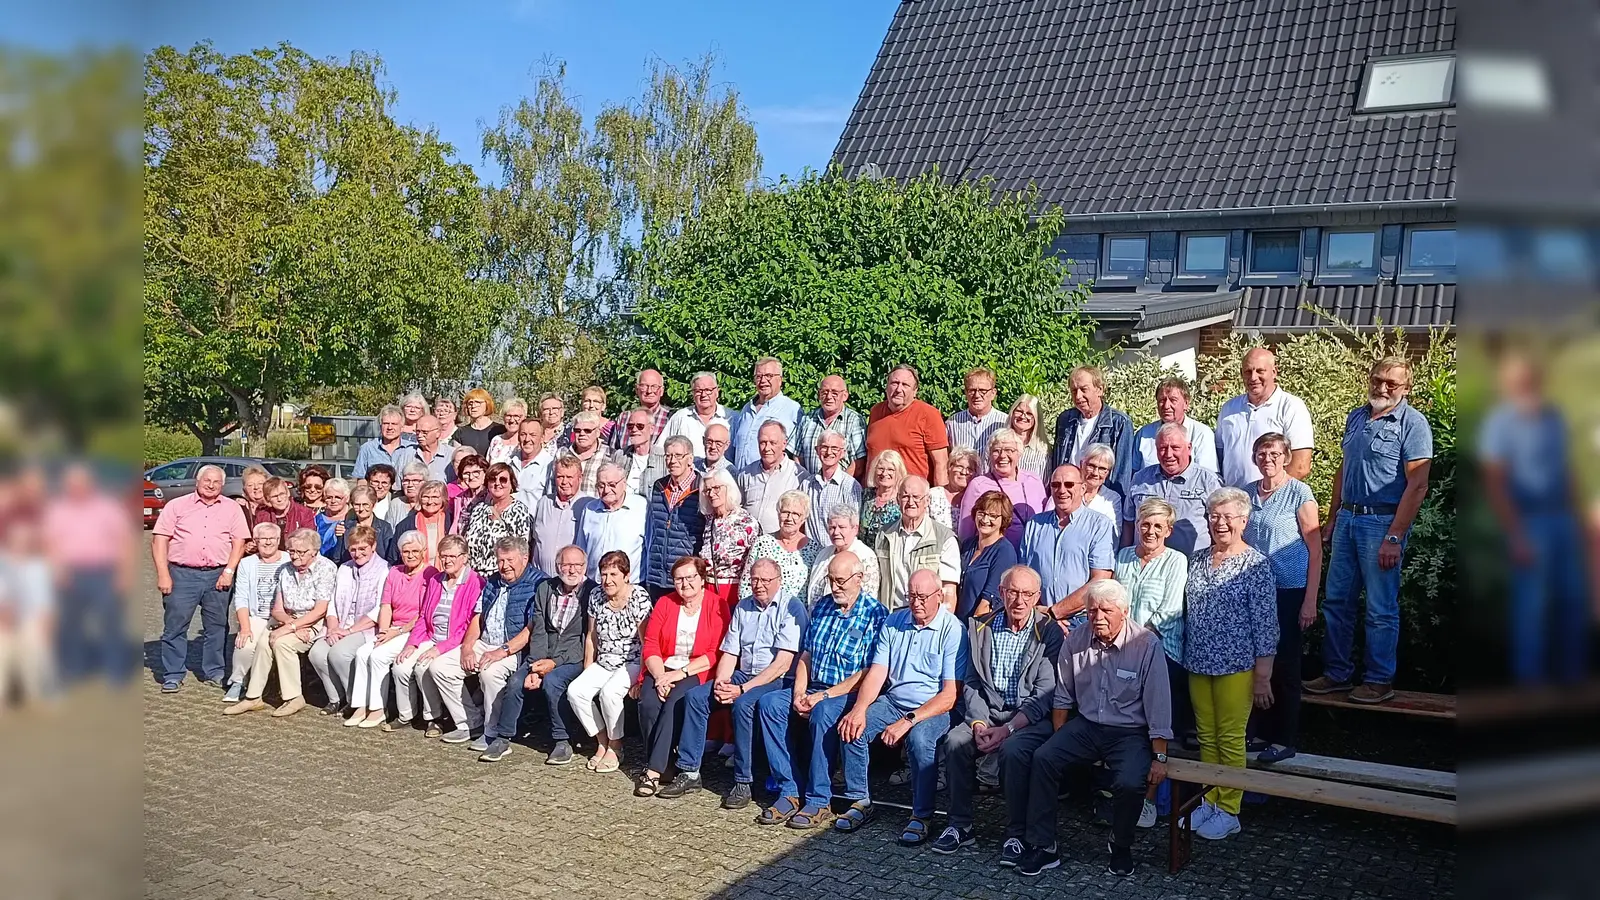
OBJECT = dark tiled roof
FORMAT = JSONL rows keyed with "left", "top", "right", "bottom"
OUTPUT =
{"left": 833, "top": 0, "right": 1457, "bottom": 215}
{"left": 1235, "top": 283, "right": 1455, "bottom": 332}
{"left": 1082, "top": 290, "right": 1242, "bottom": 333}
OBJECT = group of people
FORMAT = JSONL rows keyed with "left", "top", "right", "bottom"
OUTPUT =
{"left": 152, "top": 349, "right": 1433, "bottom": 878}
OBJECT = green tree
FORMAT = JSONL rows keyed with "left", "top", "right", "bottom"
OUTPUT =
{"left": 621, "top": 169, "right": 1097, "bottom": 410}
{"left": 144, "top": 42, "right": 506, "bottom": 449}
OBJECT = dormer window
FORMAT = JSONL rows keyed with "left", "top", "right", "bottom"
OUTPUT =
{"left": 1358, "top": 53, "right": 1455, "bottom": 113}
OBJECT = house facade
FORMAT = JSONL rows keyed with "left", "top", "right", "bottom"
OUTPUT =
{"left": 832, "top": 0, "right": 1457, "bottom": 376}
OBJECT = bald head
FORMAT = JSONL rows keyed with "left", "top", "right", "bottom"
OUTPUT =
{"left": 898, "top": 475, "right": 932, "bottom": 527}
{"left": 1241, "top": 347, "right": 1279, "bottom": 403}
{"left": 908, "top": 569, "right": 942, "bottom": 624}
{"left": 827, "top": 550, "right": 865, "bottom": 607}
{"left": 703, "top": 422, "right": 730, "bottom": 463}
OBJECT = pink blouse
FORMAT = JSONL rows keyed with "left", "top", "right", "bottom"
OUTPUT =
{"left": 381, "top": 564, "right": 436, "bottom": 630}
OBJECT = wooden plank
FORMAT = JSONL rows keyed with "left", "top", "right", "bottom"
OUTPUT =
{"left": 1166, "top": 758, "right": 1457, "bottom": 825}
{"left": 1459, "top": 751, "right": 1600, "bottom": 828}
{"left": 1302, "top": 688, "right": 1456, "bottom": 719}
{"left": 1459, "top": 679, "right": 1600, "bottom": 724}
{"left": 1167, "top": 746, "right": 1455, "bottom": 796}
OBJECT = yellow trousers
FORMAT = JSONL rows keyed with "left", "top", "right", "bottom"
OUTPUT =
{"left": 1189, "top": 670, "right": 1253, "bottom": 815}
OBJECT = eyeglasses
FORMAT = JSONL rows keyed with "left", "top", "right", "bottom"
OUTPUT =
{"left": 750, "top": 575, "right": 779, "bottom": 585}
{"left": 1001, "top": 588, "right": 1039, "bottom": 600}
{"left": 901, "top": 494, "right": 928, "bottom": 505}
{"left": 691, "top": 387, "right": 718, "bottom": 395}
{"left": 907, "top": 590, "right": 941, "bottom": 604}
{"left": 626, "top": 422, "right": 648, "bottom": 430}
{"left": 1254, "top": 450, "right": 1286, "bottom": 461}
{"left": 966, "top": 387, "right": 995, "bottom": 396}
{"left": 1207, "top": 512, "right": 1246, "bottom": 523}
{"left": 829, "top": 573, "right": 862, "bottom": 587}
{"left": 818, "top": 388, "right": 846, "bottom": 397}
{"left": 672, "top": 573, "right": 704, "bottom": 585}
{"left": 1369, "top": 377, "right": 1408, "bottom": 390}
{"left": 557, "top": 561, "right": 585, "bottom": 570}
{"left": 754, "top": 372, "right": 780, "bottom": 381}
{"left": 288, "top": 548, "right": 316, "bottom": 557}
{"left": 438, "top": 552, "right": 466, "bottom": 561}
{"left": 572, "top": 427, "right": 596, "bottom": 435}
{"left": 664, "top": 452, "right": 690, "bottom": 461}
{"left": 490, "top": 476, "right": 512, "bottom": 485}
{"left": 1049, "top": 480, "right": 1082, "bottom": 489}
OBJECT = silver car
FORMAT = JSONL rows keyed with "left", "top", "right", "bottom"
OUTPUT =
{"left": 143, "top": 456, "right": 303, "bottom": 501}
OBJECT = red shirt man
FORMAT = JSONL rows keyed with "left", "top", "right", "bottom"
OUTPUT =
{"left": 865, "top": 365, "right": 950, "bottom": 486}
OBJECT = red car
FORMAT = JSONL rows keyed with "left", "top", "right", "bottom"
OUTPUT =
{"left": 143, "top": 478, "right": 165, "bottom": 528}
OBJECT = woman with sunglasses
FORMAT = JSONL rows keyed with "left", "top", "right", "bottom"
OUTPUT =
{"left": 462, "top": 463, "right": 532, "bottom": 579}
{"left": 447, "top": 453, "right": 489, "bottom": 533}
{"left": 297, "top": 465, "right": 330, "bottom": 514}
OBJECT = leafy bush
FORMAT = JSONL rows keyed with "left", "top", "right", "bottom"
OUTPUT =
{"left": 144, "top": 427, "right": 201, "bottom": 467}
{"left": 264, "top": 432, "right": 309, "bottom": 460}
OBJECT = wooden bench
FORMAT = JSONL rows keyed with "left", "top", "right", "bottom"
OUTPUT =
{"left": 1459, "top": 749, "right": 1600, "bottom": 828}
{"left": 1165, "top": 758, "right": 1457, "bottom": 873}
{"left": 1301, "top": 688, "right": 1456, "bottom": 719}
{"left": 1167, "top": 747, "right": 1456, "bottom": 797}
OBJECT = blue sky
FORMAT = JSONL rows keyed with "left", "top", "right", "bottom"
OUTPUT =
{"left": 19, "top": 0, "right": 896, "bottom": 183}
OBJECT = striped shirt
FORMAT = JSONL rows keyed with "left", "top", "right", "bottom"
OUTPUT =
{"left": 1242, "top": 478, "right": 1315, "bottom": 589}
{"left": 802, "top": 592, "right": 888, "bottom": 687}
{"left": 946, "top": 408, "right": 1010, "bottom": 470}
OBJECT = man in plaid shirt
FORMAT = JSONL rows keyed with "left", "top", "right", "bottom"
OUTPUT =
{"left": 789, "top": 374, "right": 867, "bottom": 479}
{"left": 609, "top": 368, "right": 672, "bottom": 452}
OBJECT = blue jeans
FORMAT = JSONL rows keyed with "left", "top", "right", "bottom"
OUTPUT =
{"left": 490, "top": 660, "right": 582, "bottom": 742}
{"left": 677, "top": 670, "right": 784, "bottom": 782}
{"left": 1509, "top": 511, "right": 1589, "bottom": 684}
{"left": 843, "top": 696, "right": 951, "bottom": 820}
{"left": 1323, "top": 513, "right": 1404, "bottom": 685}
{"left": 758, "top": 687, "right": 852, "bottom": 809}
{"left": 57, "top": 566, "right": 132, "bottom": 685}
{"left": 159, "top": 565, "right": 229, "bottom": 684}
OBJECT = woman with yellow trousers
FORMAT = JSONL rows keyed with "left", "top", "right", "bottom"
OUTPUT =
{"left": 1182, "top": 486, "right": 1279, "bottom": 841}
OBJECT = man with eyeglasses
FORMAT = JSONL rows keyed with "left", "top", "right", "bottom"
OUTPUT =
{"left": 620, "top": 408, "right": 667, "bottom": 497}
{"left": 353, "top": 405, "right": 413, "bottom": 479}
{"left": 866, "top": 365, "right": 950, "bottom": 486}
{"left": 802, "top": 432, "right": 862, "bottom": 544}
{"left": 1132, "top": 378, "right": 1218, "bottom": 474}
{"left": 699, "top": 423, "right": 732, "bottom": 474}
{"left": 508, "top": 419, "right": 555, "bottom": 508}
{"left": 727, "top": 357, "right": 801, "bottom": 470}
{"left": 536, "top": 394, "right": 567, "bottom": 446}
{"left": 1122, "top": 423, "right": 1222, "bottom": 558}
{"left": 1215, "top": 347, "right": 1314, "bottom": 487}
{"left": 874, "top": 476, "right": 960, "bottom": 612}
{"left": 395, "top": 415, "right": 453, "bottom": 483}
{"left": 531, "top": 456, "right": 584, "bottom": 576}
{"left": 806, "top": 505, "right": 881, "bottom": 612}
{"left": 1021, "top": 465, "right": 1114, "bottom": 630}
{"left": 738, "top": 421, "right": 804, "bottom": 534}
{"left": 790, "top": 374, "right": 866, "bottom": 479}
{"left": 660, "top": 372, "right": 732, "bottom": 462}
{"left": 608, "top": 368, "right": 672, "bottom": 453}
{"left": 642, "top": 436, "right": 707, "bottom": 600}
{"left": 565, "top": 411, "right": 615, "bottom": 498}
{"left": 946, "top": 368, "right": 1010, "bottom": 473}
{"left": 575, "top": 464, "right": 648, "bottom": 582}
{"left": 1309, "top": 356, "right": 1433, "bottom": 705}
{"left": 933, "top": 565, "right": 1062, "bottom": 860}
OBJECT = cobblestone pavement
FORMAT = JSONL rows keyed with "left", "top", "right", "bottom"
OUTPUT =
{"left": 142, "top": 541, "right": 1453, "bottom": 900}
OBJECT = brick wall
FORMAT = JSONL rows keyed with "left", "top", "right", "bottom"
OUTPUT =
{"left": 1198, "top": 322, "right": 1233, "bottom": 357}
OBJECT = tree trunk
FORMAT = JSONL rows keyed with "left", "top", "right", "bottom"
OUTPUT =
{"left": 225, "top": 386, "right": 273, "bottom": 458}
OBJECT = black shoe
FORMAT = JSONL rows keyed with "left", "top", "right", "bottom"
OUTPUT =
{"left": 546, "top": 740, "right": 575, "bottom": 766}
{"left": 930, "top": 826, "right": 974, "bottom": 854}
{"left": 998, "top": 838, "right": 1024, "bottom": 868}
{"left": 1017, "top": 844, "right": 1059, "bottom": 877}
{"left": 479, "top": 738, "right": 513, "bottom": 762}
{"left": 321, "top": 702, "right": 342, "bottom": 716}
{"left": 1107, "top": 842, "right": 1134, "bottom": 877}
{"left": 655, "top": 771, "right": 703, "bottom": 799}
{"left": 722, "top": 782, "right": 753, "bottom": 810}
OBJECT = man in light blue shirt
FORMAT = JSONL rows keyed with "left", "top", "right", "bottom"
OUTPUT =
{"left": 352, "top": 405, "right": 414, "bottom": 479}
{"left": 1122, "top": 423, "right": 1221, "bottom": 557}
{"left": 729, "top": 356, "right": 801, "bottom": 470}
{"left": 836, "top": 569, "right": 967, "bottom": 846}
{"left": 1132, "top": 378, "right": 1217, "bottom": 473}
{"left": 1021, "top": 465, "right": 1115, "bottom": 628}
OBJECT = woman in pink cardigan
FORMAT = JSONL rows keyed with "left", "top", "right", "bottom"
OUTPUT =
{"left": 385, "top": 534, "right": 484, "bottom": 736}
{"left": 347, "top": 530, "right": 436, "bottom": 728}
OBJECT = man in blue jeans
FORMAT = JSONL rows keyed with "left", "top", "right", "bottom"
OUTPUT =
{"left": 480, "top": 546, "right": 579, "bottom": 762}
{"left": 1306, "top": 357, "right": 1433, "bottom": 704}
{"left": 150, "top": 464, "right": 250, "bottom": 693}
{"left": 836, "top": 568, "right": 967, "bottom": 846}
{"left": 755, "top": 551, "right": 887, "bottom": 829}
{"left": 656, "top": 558, "right": 808, "bottom": 807}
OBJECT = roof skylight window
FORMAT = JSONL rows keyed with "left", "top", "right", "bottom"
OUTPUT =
{"left": 1358, "top": 54, "right": 1456, "bottom": 113}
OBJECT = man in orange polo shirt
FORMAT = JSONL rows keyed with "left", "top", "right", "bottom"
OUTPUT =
{"left": 866, "top": 365, "right": 950, "bottom": 487}
{"left": 151, "top": 463, "right": 250, "bottom": 693}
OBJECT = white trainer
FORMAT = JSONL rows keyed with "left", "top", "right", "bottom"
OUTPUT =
{"left": 1196, "top": 810, "right": 1241, "bottom": 841}
{"left": 1137, "top": 800, "right": 1158, "bottom": 829}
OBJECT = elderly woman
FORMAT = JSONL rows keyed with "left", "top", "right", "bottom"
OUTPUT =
{"left": 1183, "top": 487, "right": 1278, "bottom": 841}
{"left": 395, "top": 480, "right": 452, "bottom": 567}
{"left": 1008, "top": 395, "right": 1052, "bottom": 480}
{"left": 740, "top": 490, "right": 819, "bottom": 602}
{"left": 807, "top": 504, "right": 882, "bottom": 610}
{"left": 701, "top": 467, "right": 759, "bottom": 615}
{"left": 1241, "top": 432, "right": 1322, "bottom": 764}
{"left": 253, "top": 476, "right": 317, "bottom": 534}
{"left": 580, "top": 385, "right": 615, "bottom": 444}
{"left": 1080, "top": 443, "right": 1124, "bottom": 526}
{"left": 384, "top": 463, "right": 428, "bottom": 527}
{"left": 462, "top": 463, "right": 531, "bottom": 579}
{"left": 224, "top": 522, "right": 286, "bottom": 703}
{"left": 237, "top": 466, "right": 269, "bottom": 523}
{"left": 434, "top": 394, "right": 461, "bottom": 445}
{"left": 486, "top": 398, "right": 528, "bottom": 464}
{"left": 632, "top": 555, "right": 729, "bottom": 797}
{"left": 315, "top": 477, "right": 352, "bottom": 556}
{"left": 341, "top": 484, "right": 397, "bottom": 564}
{"left": 943, "top": 448, "right": 980, "bottom": 518}
{"left": 345, "top": 529, "right": 435, "bottom": 727}
{"left": 860, "top": 449, "right": 907, "bottom": 547}
{"left": 388, "top": 534, "right": 482, "bottom": 735}
{"left": 308, "top": 525, "right": 391, "bottom": 716}
{"left": 223, "top": 528, "right": 336, "bottom": 718}
{"left": 366, "top": 464, "right": 397, "bottom": 519}
{"left": 447, "top": 453, "right": 488, "bottom": 531}
{"left": 399, "top": 391, "right": 428, "bottom": 437}
{"left": 565, "top": 551, "right": 654, "bottom": 773}
{"left": 454, "top": 388, "right": 505, "bottom": 458}
{"left": 297, "top": 465, "right": 329, "bottom": 513}
{"left": 958, "top": 430, "right": 1046, "bottom": 546}
{"left": 958, "top": 490, "right": 1019, "bottom": 619}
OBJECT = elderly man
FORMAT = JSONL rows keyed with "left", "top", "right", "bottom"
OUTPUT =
{"left": 536, "top": 393, "right": 567, "bottom": 445}
{"left": 737, "top": 421, "right": 804, "bottom": 533}
{"left": 790, "top": 374, "right": 867, "bottom": 478}
{"left": 396, "top": 415, "right": 453, "bottom": 482}
{"left": 566, "top": 411, "right": 614, "bottom": 497}
{"left": 620, "top": 408, "right": 668, "bottom": 496}
{"left": 947, "top": 368, "right": 1010, "bottom": 471}
{"left": 699, "top": 422, "right": 733, "bottom": 474}
{"left": 575, "top": 464, "right": 648, "bottom": 581}
{"left": 875, "top": 476, "right": 961, "bottom": 611}
{"left": 755, "top": 550, "right": 889, "bottom": 828}
{"left": 1009, "top": 579, "right": 1171, "bottom": 878}
{"left": 1215, "top": 347, "right": 1314, "bottom": 487}
{"left": 429, "top": 536, "right": 542, "bottom": 748}
{"left": 643, "top": 436, "right": 706, "bottom": 599}
{"left": 531, "top": 456, "right": 583, "bottom": 576}
{"left": 354, "top": 405, "right": 412, "bottom": 479}
{"left": 934, "top": 565, "right": 1062, "bottom": 855}
{"left": 662, "top": 372, "right": 733, "bottom": 462}
{"left": 1133, "top": 378, "right": 1218, "bottom": 474}
{"left": 866, "top": 365, "right": 950, "bottom": 486}
{"left": 481, "top": 545, "right": 593, "bottom": 763}
{"left": 1051, "top": 366, "right": 1135, "bottom": 499}
{"left": 508, "top": 419, "right": 555, "bottom": 507}
{"left": 656, "top": 558, "right": 809, "bottom": 805}
{"left": 223, "top": 528, "right": 337, "bottom": 717}
{"left": 1021, "top": 465, "right": 1115, "bottom": 628}
{"left": 730, "top": 357, "right": 802, "bottom": 470}
{"left": 807, "top": 505, "right": 882, "bottom": 611}
{"left": 152, "top": 462, "right": 250, "bottom": 692}
{"left": 802, "top": 431, "right": 862, "bottom": 543}
{"left": 607, "top": 368, "right": 671, "bottom": 452}
{"left": 1122, "top": 423, "right": 1222, "bottom": 557}
{"left": 1307, "top": 356, "right": 1434, "bottom": 705}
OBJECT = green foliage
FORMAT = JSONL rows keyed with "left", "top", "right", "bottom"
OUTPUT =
{"left": 144, "top": 427, "right": 201, "bottom": 467}
{"left": 263, "top": 431, "right": 309, "bottom": 460}
{"left": 622, "top": 169, "right": 1099, "bottom": 409}
{"left": 304, "top": 384, "right": 401, "bottom": 417}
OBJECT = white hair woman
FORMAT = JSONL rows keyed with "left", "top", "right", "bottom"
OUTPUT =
{"left": 315, "top": 477, "right": 352, "bottom": 556}
{"left": 346, "top": 528, "right": 435, "bottom": 728}
{"left": 223, "top": 522, "right": 285, "bottom": 703}
{"left": 957, "top": 429, "right": 1045, "bottom": 546}
{"left": 486, "top": 397, "right": 528, "bottom": 464}
{"left": 223, "top": 527, "right": 336, "bottom": 718}
{"left": 1079, "top": 443, "right": 1122, "bottom": 525}
{"left": 806, "top": 503, "right": 882, "bottom": 610}
{"left": 385, "top": 462, "right": 430, "bottom": 528}
{"left": 739, "top": 490, "right": 818, "bottom": 602}
{"left": 700, "top": 466, "right": 757, "bottom": 615}
{"left": 399, "top": 391, "right": 428, "bottom": 436}
{"left": 1182, "top": 487, "right": 1277, "bottom": 841}
{"left": 1007, "top": 394, "right": 1052, "bottom": 480}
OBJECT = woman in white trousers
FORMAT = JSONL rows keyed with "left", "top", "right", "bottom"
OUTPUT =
{"left": 347, "top": 530, "right": 432, "bottom": 727}
{"left": 565, "top": 550, "right": 653, "bottom": 774}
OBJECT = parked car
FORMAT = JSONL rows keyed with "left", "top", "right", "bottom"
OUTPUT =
{"left": 143, "top": 478, "right": 164, "bottom": 528}
{"left": 300, "top": 459, "right": 358, "bottom": 481}
{"left": 143, "top": 457, "right": 303, "bottom": 502}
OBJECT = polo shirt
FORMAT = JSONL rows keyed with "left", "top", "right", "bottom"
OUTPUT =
{"left": 729, "top": 393, "right": 802, "bottom": 470}
{"left": 1339, "top": 399, "right": 1433, "bottom": 507}
{"left": 1132, "top": 417, "right": 1219, "bottom": 473}
{"left": 872, "top": 606, "right": 967, "bottom": 712}
{"left": 802, "top": 467, "right": 862, "bottom": 544}
{"left": 1122, "top": 463, "right": 1222, "bottom": 558}
{"left": 789, "top": 407, "right": 867, "bottom": 474}
{"left": 1019, "top": 509, "right": 1115, "bottom": 606}
{"left": 866, "top": 399, "right": 949, "bottom": 481}
{"left": 658, "top": 405, "right": 732, "bottom": 460}
{"left": 575, "top": 494, "right": 648, "bottom": 583}
{"left": 803, "top": 592, "right": 889, "bottom": 687}
{"left": 721, "top": 595, "right": 808, "bottom": 674}
{"left": 945, "top": 408, "right": 1010, "bottom": 469}
{"left": 395, "top": 445, "right": 453, "bottom": 483}
{"left": 353, "top": 437, "right": 409, "bottom": 479}
{"left": 509, "top": 446, "right": 555, "bottom": 507}
{"left": 1215, "top": 388, "right": 1315, "bottom": 488}
{"left": 153, "top": 492, "right": 251, "bottom": 568}
{"left": 737, "top": 457, "right": 804, "bottom": 534}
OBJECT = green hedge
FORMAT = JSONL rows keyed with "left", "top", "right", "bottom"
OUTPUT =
{"left": 143, "top": 427, "right": 310, "bottom": 466}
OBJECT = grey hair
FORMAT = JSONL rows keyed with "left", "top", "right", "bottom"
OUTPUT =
{"left": 285, "top": 527, "right": 321, "bottom": 550}
{"left": 776, "top": 490, "right": 811, "bottom": 517}
{"left": 399, "top": 391, "right": 427, "bottom": 409}
{"left": 663, "top": 435, "right": 693, "bottom": 456}
{"left": 378, "top": 404, "right": 404, "bottom": 422}
{"left": 1206, "top": 486, "right": 1251, "bottom": 518}
{"left": 494, "top": 535, "right": 530, "bottom": 557}
{"left": 999, "top": 564, "right": 1041, "bottom": 591}
{"left": 826, "top": 503, "right": 858, "bottom": 524}
{"left": 1084, "top": 578, "right": 1131, "bottom": 611}
{"left": 986, "top": 429, "right": 1023, "bottom": 452}
{"left": 196, "top": 463, "right": 226, "bottom": 481}
{"left": 758, "top": 419, "right": 789, "bottom": 439}
{"left": 402, "top": 462, "right": 430, "bottom": 481}
{"left": 1083, "top": 442, "right": 1116, "bottom": 467}
{"left": 699, "top": 466, "right": 744, "bottom": 515}
{"left": 754, "top": 356, "right": 783, "bottom": 375}
{"left": 322, "top": 477, "right": 351, "bottom": 498}
{"left": 252, "top": 521, "right": 283, "bottom": 541}
{"left": 691, "top": 371, "right": 718, "bottom": 387}
{"left": 1136, "top": 497, "right": 1177, "bottom": 525}
{"left": 572, "top": 410, "right": 603, "bottom": 427}
{"left": 395, "top": 529, "right": 427, "bottom": 551}
{"left": 417, "top": 479, "right": 447, "bottom": 501}
{"left": 349, "top": 484, "right": 376, "bottom": 504}
{"left": 750, "top": 557, "right": 781, "bottom": 577}
{"left": 502, "top": 397, "right": 528, "bottom": 415}
{"left": 1155, "top": 422, "right": 1191, "bottom": 444}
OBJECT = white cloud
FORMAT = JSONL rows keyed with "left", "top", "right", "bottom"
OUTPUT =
{"left": 750, "top": 104, "right": 852, "bottom": 128}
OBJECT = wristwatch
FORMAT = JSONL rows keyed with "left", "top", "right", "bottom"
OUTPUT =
{"left": 1383, "top": 534, "right": 1401, "bottom": 545}
{"left": 902, "top": 711, "right": 917, "bottom": 723}
{"left": 1154, "top": 752, "right": 1168, "bottom": 763}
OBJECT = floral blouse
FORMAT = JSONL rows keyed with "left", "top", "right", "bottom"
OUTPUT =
{"left": 739, "top": 534, "right": 820, "bottom": 603}
{"left": 859, "top": 491, "right": 951, "bottom": 548}
{"left": 590, "top": 584, "right": 654, "bottom": 670}
{"left": 1182, "top": 547, "right": 1279, "bottom": 677}
{"left": 703, "top": 511, "right": 760, "bottom": 583}
{"left": 463, "top": 499, "right": 532, "bottom": 579}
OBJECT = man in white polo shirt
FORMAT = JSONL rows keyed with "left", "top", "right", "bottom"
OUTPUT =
{"left": 1214, "top": 347, "right": 1314, "bottom": 487}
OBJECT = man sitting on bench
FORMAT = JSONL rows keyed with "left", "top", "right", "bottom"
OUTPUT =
{"left": 1009, "top": 579, "right": 1171, "bottom": 879}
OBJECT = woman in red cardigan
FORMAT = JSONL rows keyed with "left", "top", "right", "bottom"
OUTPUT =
{"left": 631, "top": 555, "right": 728, "bottom": 797}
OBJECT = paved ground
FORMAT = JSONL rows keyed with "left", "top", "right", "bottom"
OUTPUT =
{"left": 142, "top": 539, "right": 1453, "bottom": 900}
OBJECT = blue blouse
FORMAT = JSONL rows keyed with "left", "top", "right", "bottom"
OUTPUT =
{"left": 1182, "top": 547, "right": 1279, "bottom": 676}
{"left": 957, "top": 536, "right": 1018, "bottom": 620}
{"left": 1242, "top": 478, "right": 1315, "bottom": 589}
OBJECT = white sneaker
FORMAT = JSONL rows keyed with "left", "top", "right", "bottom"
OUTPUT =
{"left": 1187, "top": 799, "right": 1217, "bottom": 831}
{"left": 1195, "top": 810, "right": 1241, "bottom": 841}
{"left": 1136, "top": 800, "right": 1157, "bottom": 829}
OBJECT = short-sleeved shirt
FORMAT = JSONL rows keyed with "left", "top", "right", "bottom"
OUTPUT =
{"left": 1123, "top": 463, "right": 1222, "bottom": 558}
{"left": 1215, "top": 388, "right": 1315, "bottom": 488}
{"left": 576, "top": 494, "right": 649, "bottom": 582}
{"left": 803, "top": 467, "right": 863, "bottom": 545}
{"left": 1478, "top": 402, "right": 1571, "bottom": 511}
{"left": 730, "top": 393, "right": 802, "bottom": 470}
{"left": 803, "top": 593, "right": 889, "bottom": 687}
{"left": 153, "top": 492, "right": 252, "bottom": 568}
{"left": 866, "top": 399, "right": 949, "bottom": 481}
{"left": 946, "top": 408, "right": 1010, "bottom": 469}
{"left": 509, "top": 447, "right": 556, "bottom": 508}
{"left": 395, "top": 445, "right": 453, "bottom": 483}
{"left": 590, "top": 585, "right": 654, "bottom": 670}
{"left": 872, "top": 606, "right": 967, "bottom": 712}
{"left": 1113, "top": 546, "right": 1187, "bottom": 662}
{"left": 1019, "top": 509, "right": 1115, "bottom": 606}
{"left": 354, "top": 438, "right": 409, "bottom": 479}
{"left": 1242, "top": 478, "right": 1316, "bottom": 589}
{"left": 658, "top": 406, "right": 732, "bottom": 460}
{"left": 737, "top": 457, "right": 804, "bottom": 534}
{"left": 278, "top": 556, "right": 337, "bottom": 618}
{"left": 789, "top": 407, "right": 867, "bottom": 474}
{"left": 721, "top": 595, "right": 808, "bottom": 674}
{"left": 1132, "top": 418, "right": 1219, "bottom": 474}
{"left": 1339, "top": 400, "right": 1433, "bottom": 507}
